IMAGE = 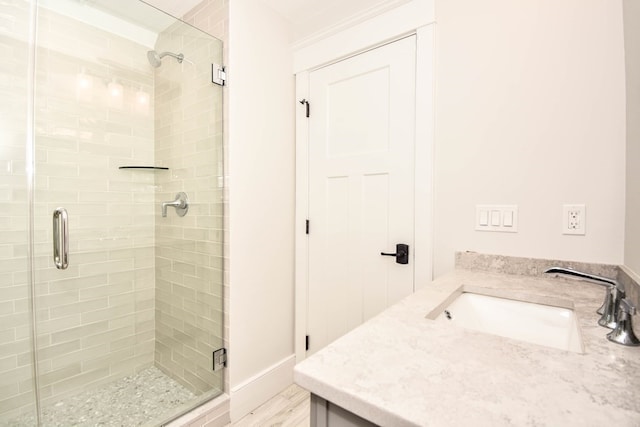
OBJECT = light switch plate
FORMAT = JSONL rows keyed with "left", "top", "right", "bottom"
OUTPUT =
{"left": 476, "top": 205, "right": 518, "bottom": 233}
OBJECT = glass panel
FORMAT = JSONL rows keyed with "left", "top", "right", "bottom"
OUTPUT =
{"left": 27, "top": 0, "right": 224, "bottom": 424}
{"left": 0, "top": 0, "right": 39, "bottom": 424}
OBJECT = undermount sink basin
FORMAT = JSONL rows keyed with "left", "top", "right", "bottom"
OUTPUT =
{"left": 428, "top": 289, "right": 583, "bottom": 353}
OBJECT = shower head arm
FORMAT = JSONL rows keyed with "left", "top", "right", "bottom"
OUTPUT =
{"left": 147, "top": 50, "right": 185, "bottom": 68}
{"left": 158, "top": 52, "right": 184, "bottom": 63}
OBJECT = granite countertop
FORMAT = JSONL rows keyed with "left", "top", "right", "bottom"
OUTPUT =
{"left": 294, "top": 267, "right": 640, "bottom": 426}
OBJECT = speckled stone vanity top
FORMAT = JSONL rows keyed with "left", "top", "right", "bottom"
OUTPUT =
{"left": 294, "top": 258, "right": 640, "bottom": 426}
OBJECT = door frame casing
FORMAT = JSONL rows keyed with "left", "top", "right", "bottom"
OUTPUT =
{"left": 294, "top": 23, "right": 435, "bottom": 362}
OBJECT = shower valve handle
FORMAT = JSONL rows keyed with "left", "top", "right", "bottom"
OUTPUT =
{"left": 162, "top": 192, "right": 189, "bottom": 217}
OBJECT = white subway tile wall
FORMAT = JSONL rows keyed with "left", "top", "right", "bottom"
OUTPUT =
{"left": 153, "top": 19, "right": 224, "bottom": 395}
{"left": 0, "top": 0, "right": 227, "bottom": 421}
{"left": 181, "top": 0, "right": 229, "bottom": 397}
{"left": 0, "top": 0, "right": 40, "bottom": 420}
{"left": 28, "top": 7, "right": 157, "bottom": 410}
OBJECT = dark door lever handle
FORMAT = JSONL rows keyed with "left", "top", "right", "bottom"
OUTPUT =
{"left": 380, "top": 243, "right": 409, "bottom": 264}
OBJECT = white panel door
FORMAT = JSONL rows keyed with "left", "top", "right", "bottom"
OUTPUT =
{"left": 307, "top": 36, "right": 416, "bottom": 354}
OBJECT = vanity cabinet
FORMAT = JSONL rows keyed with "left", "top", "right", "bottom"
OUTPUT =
{"left": 310, "top": 394, "right": 377, "bottom": 427}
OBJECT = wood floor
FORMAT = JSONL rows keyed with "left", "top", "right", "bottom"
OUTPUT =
{"left": 228, "top": 384, "right": 310, "bottom": 427}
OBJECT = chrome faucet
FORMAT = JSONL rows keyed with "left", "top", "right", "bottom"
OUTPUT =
{"left": 544, "top": 267, "right": 639, "bottom": 346}
{"left": 606, "top": 299, "right": 640, "bottom": 346}
{"left": 544, "top": 267, "right": 624, "bottom": 329}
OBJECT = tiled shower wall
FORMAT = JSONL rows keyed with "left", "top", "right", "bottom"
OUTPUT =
{"left": 0, "top": 0, "right": 227, "bottom": 419}
{"left": 153, "top": 21, "right": 225, "bottom": 394}
{"left": 32, "top": 7, "right": 157, "bottom": 408}
{"left": 0, "top": 6, "right": 157, "bottom": 418}
{"left": 180, "top": 0, "right": 230, "bottom": 397}
{"left": 0, "top": 0, "right": 37, "bottom": 419}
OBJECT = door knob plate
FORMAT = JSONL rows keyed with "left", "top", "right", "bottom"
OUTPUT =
{"left": 380, "top": 243, "right": 409, "bottom": 264}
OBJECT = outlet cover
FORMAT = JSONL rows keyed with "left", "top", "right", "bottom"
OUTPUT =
{"left": 562, "top": 204, "right": 586, "bottom": 235}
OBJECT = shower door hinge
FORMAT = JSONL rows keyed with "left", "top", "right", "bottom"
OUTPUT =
{"left": 212, "top": 348, "right": 227, "bottom": 371}
{"left": 212, "top": 64, "right": 226, "bottom": 86}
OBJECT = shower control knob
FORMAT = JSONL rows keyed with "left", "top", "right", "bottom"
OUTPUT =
{"left": 161, "top": 192, "right": 189, "bottom": 217}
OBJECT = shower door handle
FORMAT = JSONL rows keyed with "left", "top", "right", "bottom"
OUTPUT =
{"left": 53, "top": 208, "right": 69, "bottom": 270}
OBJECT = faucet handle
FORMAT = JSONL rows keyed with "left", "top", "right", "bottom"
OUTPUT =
{"left": 597, "top": 288, "right": 618, "bottom": 329}
{"left": 606, "top": 299, "right": 640, "bottom": 346}
{"left": 620, "top": 298, "right": 637, "bottom": 315}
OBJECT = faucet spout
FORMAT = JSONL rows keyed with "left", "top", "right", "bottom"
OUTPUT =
{"left": 543, "top": 267, "right": 622, "bottom": 291}
{"left": 544, "top": 267, "right": 624, "bottom": 329}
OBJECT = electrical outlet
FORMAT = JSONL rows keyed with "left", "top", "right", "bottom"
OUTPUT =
{"left": 562, "top": 204, "right": 585, "bottom": 235}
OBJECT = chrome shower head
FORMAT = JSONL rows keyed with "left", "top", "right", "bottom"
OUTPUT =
{"left": 147, "top": 50, "right": 184, "bottom": 68}
{"left": 147, "top": 50, "right": 162, "bottom": 67}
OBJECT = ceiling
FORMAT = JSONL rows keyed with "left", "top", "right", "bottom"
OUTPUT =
{"left": 47, "top": 0, "right": 375, "bottom": 48}
{"left": 259, "top": 0, "right": 403, "bottom": 41}
{"left": 141, "top": 0, "right": 403, "bottom": 42}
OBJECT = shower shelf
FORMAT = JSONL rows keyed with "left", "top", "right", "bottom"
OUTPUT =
{"left": 118, "top": 166, "right": 169, "bottom": 170}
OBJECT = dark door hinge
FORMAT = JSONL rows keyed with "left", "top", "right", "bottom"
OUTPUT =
{"left": 305, "top": 219, "right": 310, "bottom": 234}
{"left": 305, "top": 335, "right": 310, "bottom": 351}
{"left": 299, "top": 99, "right": 310, "bottom": 117}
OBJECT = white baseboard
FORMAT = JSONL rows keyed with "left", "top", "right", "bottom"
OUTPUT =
{"left": 229, "top": 354, "right": 296, "bottom": 421}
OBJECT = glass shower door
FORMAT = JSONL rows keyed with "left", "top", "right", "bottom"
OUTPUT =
{"left": 31, "top": 2, "right": 162, "bottom": 422}
{"left": 25, "top": 0, "right": 225, "bottom": 425}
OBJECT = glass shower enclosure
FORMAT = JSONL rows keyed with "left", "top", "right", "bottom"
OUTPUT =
{"left": 1, "top": 0, "right": 225, "bottom": 425}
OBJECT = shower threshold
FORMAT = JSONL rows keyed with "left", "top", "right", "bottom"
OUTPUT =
{"left": 9, "top": 367, "right": 197, "bottom": 426}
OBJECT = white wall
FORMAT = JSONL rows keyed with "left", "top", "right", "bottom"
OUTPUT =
{"left": 623, "top": 0, "right": 640, "bottom": 276}
{"left": 227, "top": 0, "right": 296, "bottom": 420}
{"left": 148, "top": 0, "right": 634, "bottom": 420}
{"left": 434, "top": 0, "right": 627, "bottom": 276}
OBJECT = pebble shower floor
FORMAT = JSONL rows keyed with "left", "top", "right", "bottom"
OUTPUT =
{"left": 8, "top": 367, "right": 196, "bottom": 426}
